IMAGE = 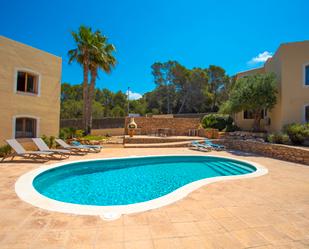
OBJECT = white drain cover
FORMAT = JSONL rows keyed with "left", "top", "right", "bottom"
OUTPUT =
{"left": 100, "top": 212, "right": 121, "bottom": 220}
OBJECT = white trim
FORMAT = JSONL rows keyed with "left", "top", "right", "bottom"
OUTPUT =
{"left": 303, "top": 62, "right": 309, "bottom": 87}
{"left": 12, "top": 115, "right": 40, "bottom": 139}
{"left": 304, "top": 104, "right": 309, "bottom": 123}
{"left": 13, "top": 68, "right": 41, "bottom": 96}
{"left": 15, "top": 155, "right": 268, "bottom": 218}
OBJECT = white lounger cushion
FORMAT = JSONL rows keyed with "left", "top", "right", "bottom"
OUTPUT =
{"left": 32, "top": 138, "right": 70, "bottom": 153}
{"left": 6, "top": 139, "right": 53, "bottom": 155}
{"left": 55, "top": 139, "right": 88, "bottom": 150}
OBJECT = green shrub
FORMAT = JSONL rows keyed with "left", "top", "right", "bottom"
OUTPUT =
{"left": 41, "top": 135, "right": 56, "bottom": 148}
{"left": 151, "top": 108, "right": 160, "bottom": 115}
{"left": 0, "top": 145, "right": 12, "bottom": 158}
{"left": 201, "top": 114, "right": 233, "bottom": 131}
{"left": 59, "top": 127, "right": 81, "bottom": 140}
{"left": 267, "top": 133, "right": 290, "bottom": 144}
{"left": 283, "top": 123, "right": 309, "bottom": 145}
{"left": 75, "top": 130, "right": 85, "bottom": 138}
{"left": 225, "top": 124, "right": 240, "bottom": 132}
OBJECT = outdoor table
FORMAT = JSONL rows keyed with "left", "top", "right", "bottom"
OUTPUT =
{"left": 188, "top": 129, "right": 199, "bottom": 136}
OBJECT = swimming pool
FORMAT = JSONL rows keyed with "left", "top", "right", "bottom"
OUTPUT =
{"left": 15, "top": 155, "right": 268, "bottom": 217}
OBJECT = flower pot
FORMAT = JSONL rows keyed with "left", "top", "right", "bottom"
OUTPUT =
{"left": 128, "top": 129, "right": 135, "bottom": 137}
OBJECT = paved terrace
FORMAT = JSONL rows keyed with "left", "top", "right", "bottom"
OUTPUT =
{"left": 0, "top": 148, "right": 309, "bottom": 249}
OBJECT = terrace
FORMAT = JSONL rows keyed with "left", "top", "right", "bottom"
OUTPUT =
{"left": 1, "top": 2, "right": 308, "bottom": 248}
{"left": 1, "top": 147, "right": 309, "bottom": 249}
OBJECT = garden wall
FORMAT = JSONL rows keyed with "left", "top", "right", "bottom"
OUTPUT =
{"left": 91, "top": 128, "right": 124, "bottom": 136}
{"left": 60, "top": 118, "right": 125, "bottom": 129}
{"left": 217, "top": 139, "right": 309, "bottom": 165}
{"left": 149, "top": 113, "right": 212, "bottom": 118}
{"left": 124, "top": 117, "right": 200, "bottom": 136}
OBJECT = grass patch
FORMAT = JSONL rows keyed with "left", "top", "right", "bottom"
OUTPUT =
{"left": 82, "top": 135, "right": 107, "bottom": 141}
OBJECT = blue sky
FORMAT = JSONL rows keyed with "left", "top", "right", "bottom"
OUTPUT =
{"left": 1, "top": 0, "right": 309, "bottom": 98}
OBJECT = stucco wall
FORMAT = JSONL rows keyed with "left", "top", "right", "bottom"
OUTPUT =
{"left": 236, "top": 67, "right": 264, "bottom": 79}
{"left": 264, "top": 49, "right": 283, "bottom": 132}
{"left": 233, "top": 113, "right": 267, "bottom": 131}
{"left": 0, "top": 36, "right": 61, "bottom": 145}
{"left": 234, "top": 41, "right": 309, "bottom": 132}
{"left": 279, "top": 42, "right": 309, "bottom": 126}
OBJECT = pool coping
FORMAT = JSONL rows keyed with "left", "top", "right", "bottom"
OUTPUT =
{"left": 15, "top": 154, "right": 268, "bottom": 219}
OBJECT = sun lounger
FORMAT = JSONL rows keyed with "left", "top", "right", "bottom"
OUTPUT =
{"left": 55, "top": 139, "right": 89, "bottom": 154}
{"left": 4, "top": 139, "right": 53, "bottom": 161}
{"left": 191, "top": 141, "right": 211, "bottom": 151}
{"left": 71, "top": 141, "right": 102, "bottom": 153}
{"left": 204, "top": 139, "right": 225, "bottom": 150}
{"left": 32, "top": 138, "right": 71, "bottom": 159}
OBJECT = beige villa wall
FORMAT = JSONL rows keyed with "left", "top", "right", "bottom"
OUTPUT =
{"left": 236, "top": 67, "right": 264, "bottom": 79}
{"left": 279, "top": 42, "right": 309, "bottom": 126}
{"left": 233, "top": 113, "right": 267, "bottom": 131}
{"left": 0, "top": 36, "right": 61, "bottom": 145}
{"left": 264, "top": 48, "right": 283, "bottom": 132}
{"left": 234, "top": 41, "right": 309, "bottom": 132}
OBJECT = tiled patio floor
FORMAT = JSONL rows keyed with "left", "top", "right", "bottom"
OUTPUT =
{"left": 0, "top": 148, "right": 309, "bottom": 249}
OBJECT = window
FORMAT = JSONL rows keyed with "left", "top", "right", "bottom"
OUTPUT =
{"left": 243, "top": 110, "right": 254, "bottom": 119}
{"left": 16, "top": 71, "right": 38, "bottom": 94}
{"left": 243, "top": 109, "right": 266, "bottom": 119}
{"left": 305, "top": 65, "right": 309, "bottom": 86}
{"left": 305, "top": 105, "right": 309, "bottom": 123}
{"left": 15, "top": 118, "right": 37, "bottom": 138}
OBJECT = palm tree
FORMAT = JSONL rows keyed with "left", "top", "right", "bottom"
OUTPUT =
{"left": 68, "top": 26, "right": 116, "bottom": 134}
{"left": 87, "top": 31, "right": 116, "bottom": 132}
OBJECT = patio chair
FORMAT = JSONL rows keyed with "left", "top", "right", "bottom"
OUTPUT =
{"left": 204, "top": 139, "right": 225, "bottom": 151}
{"left": 55, "top": 139, "right": 89, "bottom": 154}
{"left": 32, "top": 138, "right": 71, "bottom": 159}
{"left": 71, "top": 141, "right": 102, "bottom": 153}
{"left": 191, "top": 141, "right": 211, "bottom": 151}
{"left": 4, "top": 139, "right": 53, "bottom": 161}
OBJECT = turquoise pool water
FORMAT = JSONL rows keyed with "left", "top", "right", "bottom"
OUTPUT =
{"left": 33, "top": 156, "right": 256, "bottom": 206}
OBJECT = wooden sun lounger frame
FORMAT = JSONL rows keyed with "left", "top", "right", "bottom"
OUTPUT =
{"left": 2, "top": 139, "right": 54, "bottom": 162}
{"left": 190, "top": 141, "right": 212, "bottom": 151}
{"left": 55, "top": 139, "right": 89, "bottom": 155}
{"left": 32, "top": 138, "right": 71, "bottom": 159}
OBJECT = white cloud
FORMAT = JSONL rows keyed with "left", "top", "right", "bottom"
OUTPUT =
{"left": 248, "top": 51, "right": 273, "bottom": 65}
{"left": 126, "top": 90, "right": 142, "bottom": 100}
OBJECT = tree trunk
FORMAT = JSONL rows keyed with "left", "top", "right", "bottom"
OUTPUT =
{"left": 178, "top": 90, "right": 188, "bottom": 114}
{"left": 211, "top": 93, "right": 217, "bottom": 111}
{"left": 87, "top": 68, "right": 97, "bottom": 134}
{"left": 166, "top": 84, "right": 170, "bottom": 114}
{"left": 252, "top": 111, "right": 262, "bottom": 132}
{"left": 82, "top": 62, "right": 89, "bottom": 134}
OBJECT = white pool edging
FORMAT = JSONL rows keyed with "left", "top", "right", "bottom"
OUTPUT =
{"left": 15, "top": 154, "right": 268, "bottom": 218}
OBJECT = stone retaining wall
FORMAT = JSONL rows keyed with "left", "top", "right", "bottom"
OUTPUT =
{"left": 125, "top": 117, "right": 200, "bottom": 136}
{"left": 61, "top": 118, "right": 125, "bottom": 129}
{"left": 217, "top": 139, "right": 309, "bottom": 165}
{"left": 124, "top": 137, "right": 198, "bottom": 144}
{"left": 91, "top": 128, "right": 124, "bottom": 136}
